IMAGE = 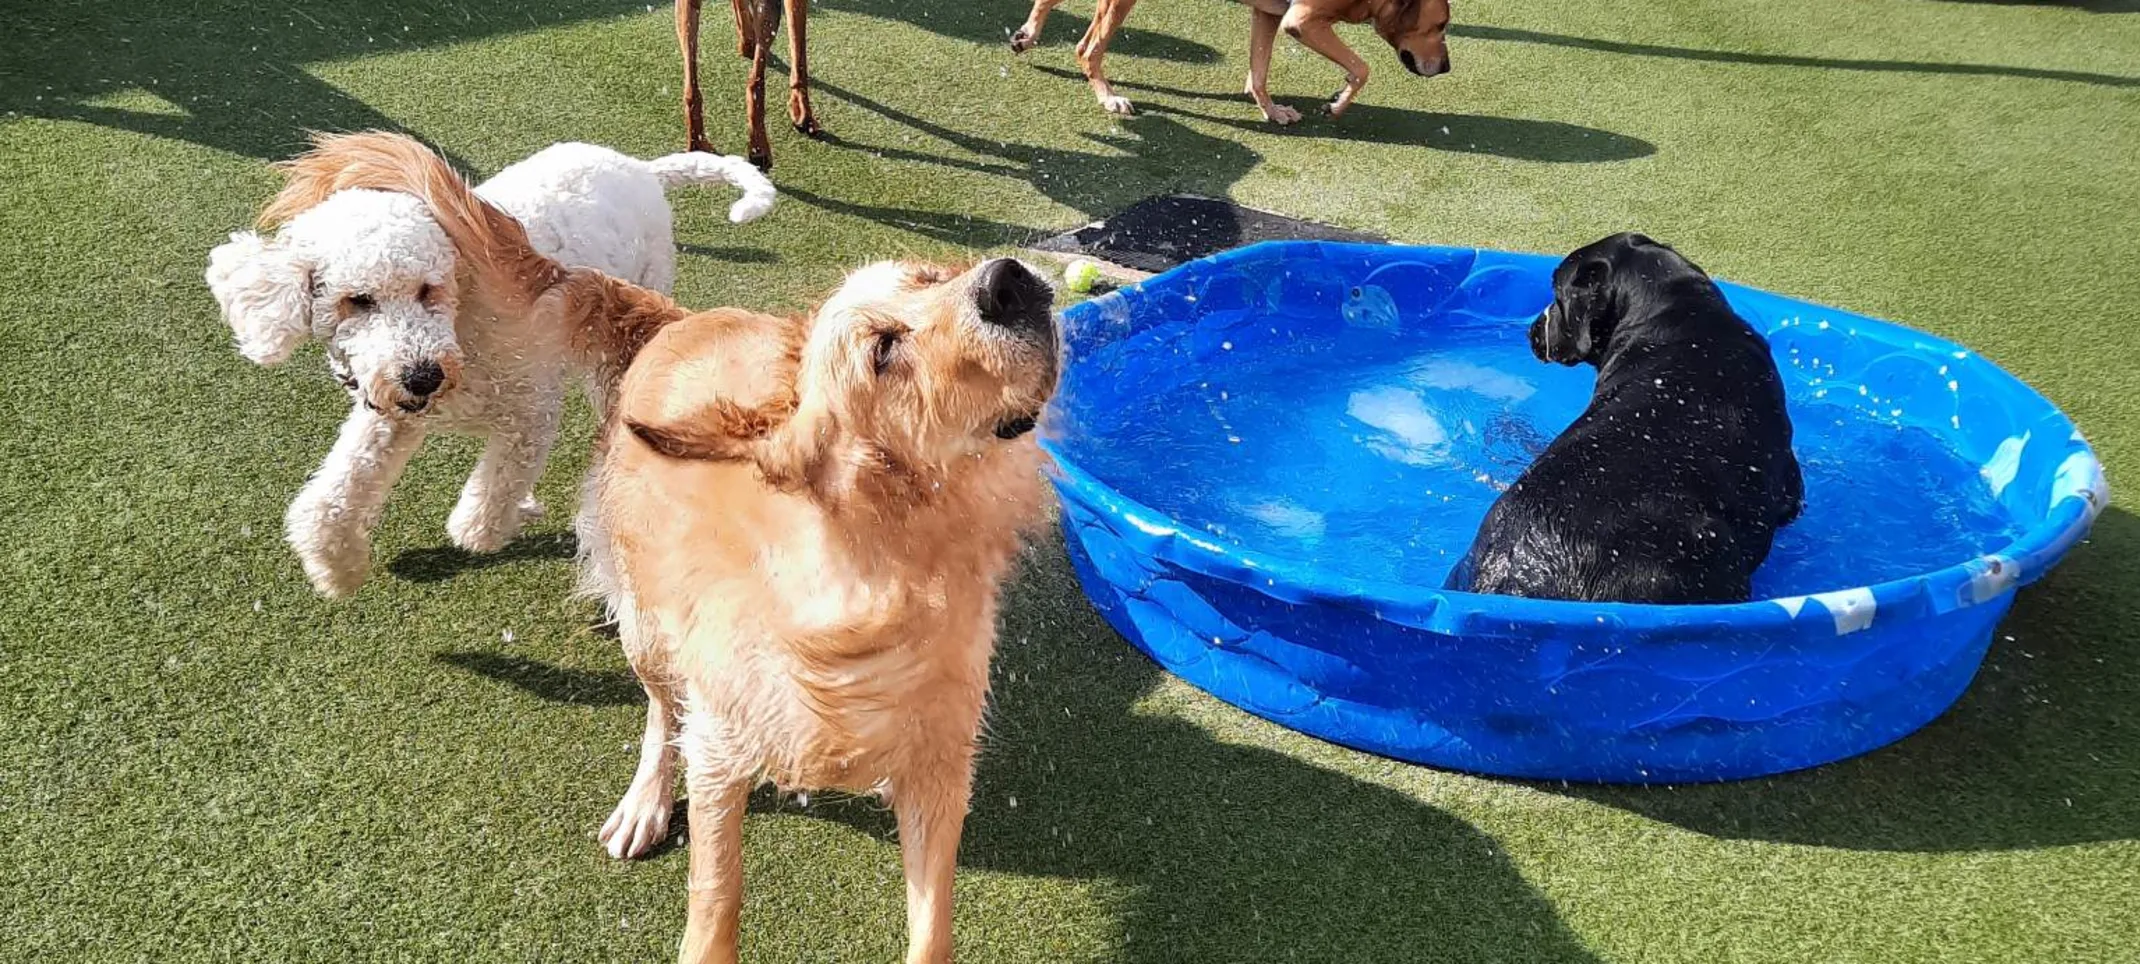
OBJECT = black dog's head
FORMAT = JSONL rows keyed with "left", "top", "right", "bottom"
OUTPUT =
{"left": 1530, "top": 232, "right": 1711, "bottom": 367}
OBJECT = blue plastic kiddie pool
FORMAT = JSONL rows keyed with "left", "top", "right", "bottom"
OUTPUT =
{"left": 1042, "top": 241, "right": 2105, "bottom": 783}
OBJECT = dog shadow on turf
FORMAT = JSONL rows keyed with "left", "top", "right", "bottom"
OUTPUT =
{"left": 1537, "top": 505, "right": 2140, "bottom": 853}
{"left": 1027, "top": 67, "right": 1657, "bottom": 164}
{"left": 817, "top": 0, "right": 1223, "bottom": 64}
{"left": 445, "top": 530, "right": 1602, "bottom": 962}
{"left": 388, "top": 532, "right": 578, "bottom": 585}
{"left": 1453, "top": 23, "right": 2140, "bottom": 86}
{"left": 792, "top": 78, "right": 1265, "bottom": 248}
{"left": 0, "top": 0, "right": 647, "bottom": 162}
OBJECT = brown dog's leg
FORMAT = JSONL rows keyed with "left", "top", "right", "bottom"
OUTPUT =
{"left": 1009, "top": 0, "right": 1063, "bottom": 53}
{"left": 741, "top": 1, "right": 773, "bottom": 170}
{"left": 1075, "top": 0, "right": 1140, "bottom": 115}
{"left": 784, "top": 0, "right": 820, "bottom": 136}
{"left": 731, "top": 0, "right": 753, "bottom": 59}
{"left": 893, "top": 757, "right": 975, "bottom": 964}
{"left": 1281, "top": 8, "right": 1369, "bottom": 118}
{"left": 678, "top": 0, "right": 714, "bottom": 153}
{"left": 677, "top": 774, "right": 749, "bottom": 964}
{"left": 1244, "top": 1, "right": 1300, "bottom": 125}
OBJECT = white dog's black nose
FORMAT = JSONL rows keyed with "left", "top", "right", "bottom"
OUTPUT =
{"left": 401, "top": 361, "right": 446, "bottom": 397}
{"left": 974, "top": 259, "right": 1052, "bottom": 330}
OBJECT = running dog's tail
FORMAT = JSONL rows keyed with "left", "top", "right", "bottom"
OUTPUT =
{"left": 645, "top": 151, "right": 777, "bottom": 224}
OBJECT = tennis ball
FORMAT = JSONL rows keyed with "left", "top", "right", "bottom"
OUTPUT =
{"left": 1063, "top": 259, "right": 1102, "bottom": 294}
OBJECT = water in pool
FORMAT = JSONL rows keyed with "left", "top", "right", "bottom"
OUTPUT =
{"left": 1057, "top": 320, "right": 2026, "bottom": 599}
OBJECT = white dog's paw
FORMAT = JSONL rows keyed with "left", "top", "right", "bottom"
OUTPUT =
{"left": 287, "top": 502, "right": 371, "bottom": 598}
{"left": 447, "top": 494, "right": 526, "bottom": 554}
{"left": 1099, "top": 94, "right": 1135, "bottom": 115}
{"left": 517, "top": 495, "right": 546, "bottom": 521}
{"left": 599, "top": 777, "right": 675, "bottom": 860}
{"left": 299, "top": 554, "right": 368, "bottom": 599}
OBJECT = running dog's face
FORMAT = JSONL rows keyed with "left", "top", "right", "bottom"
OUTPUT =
{"left": 206, "top": 189, "right": 465, "bottom": 416}
{"left": 1374, "top": 0, "right": 1453, "bottom": 77}
{"left": 794, "top": 257, "right": 1061, "bottom": 469}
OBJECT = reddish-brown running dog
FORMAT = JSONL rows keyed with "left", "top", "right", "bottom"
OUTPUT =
{"left": 1011, "top": 0, "right": 1451, "bottom": 124}
{"left": 678, "top": 0, "right": 821, "bottom": 169}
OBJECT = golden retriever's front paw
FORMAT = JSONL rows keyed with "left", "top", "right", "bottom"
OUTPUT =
{"left": 600, "top": 779, "right": 675, "bottom": 860}
{"left": 1009, "top": 26, "right": 1039, "bottom": 53}
{"left": 1099, "top": 94, "right": 1135, "bottom": 115}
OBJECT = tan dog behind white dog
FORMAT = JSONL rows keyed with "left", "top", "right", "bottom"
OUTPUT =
{"left": 256, "top": 135, "right": 1062, "bottom": 963}
{"left": 206, "top": 135, "right": 774, "bottom": 597}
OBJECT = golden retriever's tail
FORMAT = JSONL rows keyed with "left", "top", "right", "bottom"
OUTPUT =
{"left": 260, "top": 130, "right": 567, "bottom": 308}
{"left": 260, "top": 130, "right": 697, "bottom": 401}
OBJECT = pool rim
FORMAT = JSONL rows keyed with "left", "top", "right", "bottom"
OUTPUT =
{"left": 1041, "top": 240, "right": 2107, "bottom": 643}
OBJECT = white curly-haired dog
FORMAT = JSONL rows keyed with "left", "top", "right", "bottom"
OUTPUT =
{"left": 207, "top": 133, "right": 775, "bottom": 598}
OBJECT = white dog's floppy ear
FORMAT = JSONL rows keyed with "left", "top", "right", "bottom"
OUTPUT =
{"left": 206, "top": 231, "right": 312, "bottom": 366}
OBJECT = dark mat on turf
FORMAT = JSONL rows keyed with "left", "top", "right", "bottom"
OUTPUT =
{"left": 1033, "top": 194, "right": 1382, "bottom": 274}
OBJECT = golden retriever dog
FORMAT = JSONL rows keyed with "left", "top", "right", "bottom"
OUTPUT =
{"left": 261, "top": 132, "right": 1062, "bottom": 963}
{"left": 1010, "top": 0, "right": 1452, "bottom": 124}
{"left": 596, "top": 255, "right": 1059, "bottom": 964}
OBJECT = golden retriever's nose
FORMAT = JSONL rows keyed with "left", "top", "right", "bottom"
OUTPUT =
{"left": 973, "top": 258, "right": 1052, "bottom": 331}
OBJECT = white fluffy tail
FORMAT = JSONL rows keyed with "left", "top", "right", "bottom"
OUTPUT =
{"left": 645, "top": 152, "right": 777, "bottom": 224}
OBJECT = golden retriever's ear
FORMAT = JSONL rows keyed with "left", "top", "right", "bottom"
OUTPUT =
{"left": 624, "top": 399, "right": 784, "bottom": 462}
{"left": 748, "top": 399, "right": 831, "bottom": 488}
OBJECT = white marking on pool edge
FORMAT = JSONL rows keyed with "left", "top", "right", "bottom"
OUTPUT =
{"left": 2050, "top": 450, "right": 2108, "bottom": 520}
{"left": 1810, "top": 587, "right": 1877, "bottom": 634}
{"left": 1968, "top": 555, "right": 2020, "bottom": 604}
{"left": 1981, "top": 433, "right": 2030, "bottom": 498}
{"left": 1408, "top": 359, "right": 1536, "bottom": 401}
{"left": 1772, "top": 596, "right": 1808, "bottom": 618}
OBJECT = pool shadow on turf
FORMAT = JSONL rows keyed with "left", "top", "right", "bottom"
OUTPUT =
{"left": 962, "top": 538, "right": 1601, "bottom": 961}
{"left": 0, "top": 0, "right": 647, "bottom": 161}
{"left": 454, "top": 531, "right": 1600, "bottom": 962}
{"left": 1539, "top": 506, "right": 2140, "bottom": 853}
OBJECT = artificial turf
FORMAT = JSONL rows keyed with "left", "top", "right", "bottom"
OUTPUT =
{"left": 3, "top": 0, "right": 2137, "bottom": 960}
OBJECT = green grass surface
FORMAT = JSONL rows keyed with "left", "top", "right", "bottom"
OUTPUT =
{"left": 4, "top": 0, "right": 2138, "bottom": 960}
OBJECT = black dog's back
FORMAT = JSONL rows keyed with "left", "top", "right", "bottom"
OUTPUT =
{"left": 1446, "top": 234, "right": 1802, "bottom": 604}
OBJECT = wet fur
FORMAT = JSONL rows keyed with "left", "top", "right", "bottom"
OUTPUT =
{"left": 1446, "top": 232, "right": 1804, "bottom": 603}
{"left": 596, "top": 259, "right": 1059, "bottom": 964}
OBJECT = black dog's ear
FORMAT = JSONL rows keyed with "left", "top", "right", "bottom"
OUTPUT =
{"left": 1534, "top": 257, "right": 1613, "bottom": 366}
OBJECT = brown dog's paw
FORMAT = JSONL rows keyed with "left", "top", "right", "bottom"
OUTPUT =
{"left": 789, "top": 94, "right": 822, "bottom": 136}
{"left": 1009, "top": 28, "right": 1038, "bottom": 53}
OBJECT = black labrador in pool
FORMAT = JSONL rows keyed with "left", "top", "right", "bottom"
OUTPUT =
{"left": 1446, "top": 232, "right": 1803, "bottom": 603}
